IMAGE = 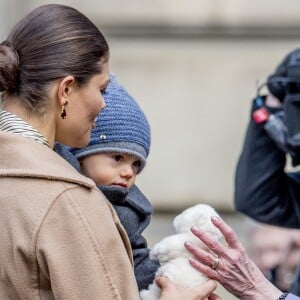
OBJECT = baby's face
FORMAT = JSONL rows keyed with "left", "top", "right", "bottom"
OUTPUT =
{"left": 80, "top": 152, "right": 141, "bottom": 189}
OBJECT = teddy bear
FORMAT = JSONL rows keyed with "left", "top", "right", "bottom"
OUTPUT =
{"left": 140, "top": 204, "right": 222, "bottom": 300}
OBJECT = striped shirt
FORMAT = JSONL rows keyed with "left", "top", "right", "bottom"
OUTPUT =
{"left": 0, "top": 110, "right": 49, "bottom": 147}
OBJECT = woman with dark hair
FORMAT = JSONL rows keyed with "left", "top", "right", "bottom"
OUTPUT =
{"left": 0, "top": 4, "right": 217, "bottom": 299}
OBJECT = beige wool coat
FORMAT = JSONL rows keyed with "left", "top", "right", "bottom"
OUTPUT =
{"left": 0, "top": 131, "right": 140, "bottom": 300}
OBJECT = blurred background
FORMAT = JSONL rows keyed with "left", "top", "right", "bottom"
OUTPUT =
{"left": 1, "top": 0, "right": 300, "bottom": 211}
{"left": 1, "top": 2, "right": 300, "bottom": 298}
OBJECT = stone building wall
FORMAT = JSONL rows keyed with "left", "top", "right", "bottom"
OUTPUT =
{"left": 1, "top": 1, "right": 300, "bottom": 210}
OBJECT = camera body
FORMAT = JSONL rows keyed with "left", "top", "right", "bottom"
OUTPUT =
{"left": 260, "top": 49, "right": 300, "bottom": 166}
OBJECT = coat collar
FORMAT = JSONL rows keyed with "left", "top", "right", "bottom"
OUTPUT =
{"left": 0, "top": 131, "right": 95, "bottom": 189}
{"left": 98, "top": 184, "right": 152, "bottom": 215}
{"left": 126, "top": 184, "right": 152, "bottom": 215}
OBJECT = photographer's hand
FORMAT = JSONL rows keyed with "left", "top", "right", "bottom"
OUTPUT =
{"left": 266, "top": 94, "right": 282, "bottom": 108}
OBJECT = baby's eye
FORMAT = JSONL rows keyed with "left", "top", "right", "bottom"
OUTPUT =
{"left": 113, "top": 155, "right": 123, "bottom": 162}
{"left": 132, "top": 161, "right": 141, "bottom": 173}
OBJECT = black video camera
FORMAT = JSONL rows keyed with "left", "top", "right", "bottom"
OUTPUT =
{"left": 261, "top": 48, "right": 300, "bottom": 166}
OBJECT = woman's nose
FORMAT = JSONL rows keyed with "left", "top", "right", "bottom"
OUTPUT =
{"left": 100, "top": 96, "right": 106, "bottom": 110}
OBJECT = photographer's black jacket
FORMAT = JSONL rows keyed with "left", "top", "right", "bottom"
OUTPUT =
{"left": 235, "top": 101, "right": 300, "bottom": 228}
{"left": 235, "top": 100, "right": 300, "bottom": 295}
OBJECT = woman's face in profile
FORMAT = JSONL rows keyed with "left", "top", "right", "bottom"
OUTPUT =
{"left": 57, "top": 60, "right": 110, "bottom": 148}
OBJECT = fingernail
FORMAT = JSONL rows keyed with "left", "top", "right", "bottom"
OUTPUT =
{"left": 184, "top": 241, "right": 192, "bottom": 247}
{"left": 211, "top": 216, "right": 220, "bottom": 222}
{"left": 191, "top": 226, "right": 200, "bottom": 232}
{"left": 189, "top": 258, "right": 197, "bottom": 265}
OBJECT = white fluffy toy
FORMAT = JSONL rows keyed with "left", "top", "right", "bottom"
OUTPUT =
{"left": 140, "top": 204, "right": 222, "bottom": 300}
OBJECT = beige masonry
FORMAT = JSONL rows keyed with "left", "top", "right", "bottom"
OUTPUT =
{"left": 1, "top": 0, "right": 300, "bottom": 210}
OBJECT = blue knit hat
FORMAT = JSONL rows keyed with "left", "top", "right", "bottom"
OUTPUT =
{"left": 71, "top": 74, "right": 151, "bottom": 172}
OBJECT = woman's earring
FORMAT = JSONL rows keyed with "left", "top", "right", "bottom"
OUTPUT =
{"left": 60, "top": 101, "right": 68, "bottom": 119}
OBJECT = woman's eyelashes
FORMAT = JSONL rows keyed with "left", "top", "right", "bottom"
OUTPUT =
{"left": 100, "top": 80, "right": 109, "bottom": 94}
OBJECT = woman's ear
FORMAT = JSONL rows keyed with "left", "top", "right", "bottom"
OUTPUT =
{"left": 57, "top": 76, "right": 76, "bottom": 106}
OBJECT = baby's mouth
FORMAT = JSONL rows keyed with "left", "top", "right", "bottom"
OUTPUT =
{"left": 112, "top": 183, "right": 127, "bottom": 188}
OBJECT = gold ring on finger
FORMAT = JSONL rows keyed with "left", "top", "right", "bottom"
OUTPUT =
{"left": 211, "top": 256, "right": 219, "bottom": 270}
